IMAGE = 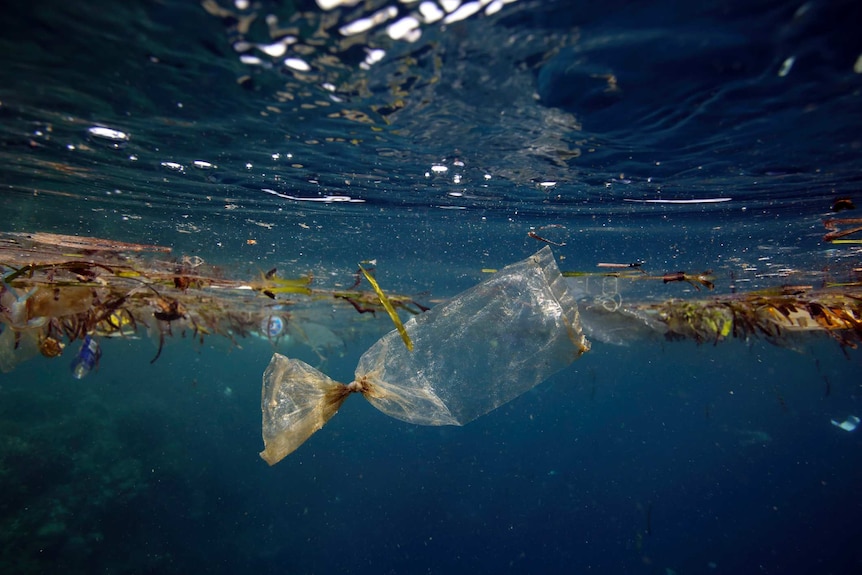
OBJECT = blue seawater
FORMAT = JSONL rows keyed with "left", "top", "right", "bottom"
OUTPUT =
{"left": 1, "top": 0, "right": 861, "bottom": 573}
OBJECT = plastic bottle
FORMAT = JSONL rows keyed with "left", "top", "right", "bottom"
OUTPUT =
{"left": 71, "top": 335, "right": 101, "bottom": 379}
{"left": 261, "top": 315, "right": 285, "bottom": 339}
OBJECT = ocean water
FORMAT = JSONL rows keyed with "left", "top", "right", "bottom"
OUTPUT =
{"left": 1, "top": 0, "right": 862, "bottom": 573}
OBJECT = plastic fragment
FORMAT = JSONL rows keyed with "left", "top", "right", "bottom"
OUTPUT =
{"left": 831, "top": 415, "right": 860, "bottom": 432}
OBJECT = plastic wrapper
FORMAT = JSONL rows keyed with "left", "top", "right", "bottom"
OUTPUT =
{"left": 260, "top": 246, "right": 590, "bottom": 465}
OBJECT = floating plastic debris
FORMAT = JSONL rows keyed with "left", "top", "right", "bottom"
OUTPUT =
{"left": 70, "top": 335, "right": 101, "bottom": 379}
{"left": 831, "top": 415, "right": 860, "bottom": 432}
{"left": 259, "top": 247, "right": 590, "bottom": 464}
{"left": 261, "top": 315, "right": 285, "bottom": 339}
{"left": 2, "top": 230, "right": 861, "bottom": 380}
{"left": 778, "top": 56, "right": 795, "bottom": 77}
{"left": 0, "top": 231, "right": 427, "bottom": 372}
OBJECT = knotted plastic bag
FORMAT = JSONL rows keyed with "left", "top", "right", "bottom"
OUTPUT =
{"left": 260, "top": 246, "right": 590, "bottom": 465}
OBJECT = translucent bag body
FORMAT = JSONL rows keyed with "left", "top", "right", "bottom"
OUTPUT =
{"left": 260, "top": 246, "right": 589, "bottom": 465}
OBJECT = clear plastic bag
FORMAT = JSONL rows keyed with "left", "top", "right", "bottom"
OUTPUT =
{"left": 260, "top": 247, "right": 590, "bottom": 465}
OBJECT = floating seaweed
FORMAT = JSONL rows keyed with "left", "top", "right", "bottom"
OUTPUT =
{"left": 823, "top": 218, "right": 862, "bottom": 244}
{"left": 592, "top": 288, "right": 862, "bottom": 349}
{"left": 562, "top": 265, "right": 716, "bottom": 290}
{"left": 0, "top": 232, "right": 428, "bottom": 372}
{"left": 563, "top": 258, "right": 862, "bottom": 349}
{"left": 2, "top": 232, "right": 860, "bottom": 374}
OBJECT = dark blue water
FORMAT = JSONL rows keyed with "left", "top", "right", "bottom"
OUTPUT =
{"left": 2, "top": 0, "right": 861, "bottom": 573}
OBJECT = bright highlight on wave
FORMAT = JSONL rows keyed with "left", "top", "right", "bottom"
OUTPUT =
{"left": 261, "top": 188, "right": 365, "bottom": 203}
{"left": 623, "top": 198, "right": 733, "bottom": 204}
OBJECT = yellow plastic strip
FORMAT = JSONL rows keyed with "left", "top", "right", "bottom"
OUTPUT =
{"left": 359, "top": 263, "right": 413, "bottom": 351}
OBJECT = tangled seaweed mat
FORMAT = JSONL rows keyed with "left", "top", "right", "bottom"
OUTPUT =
{"left": 0, "top": 231, "right": 429, "bottom": 372}
{"left": 260, "top": 247, "right": 590, "bottom": 464}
